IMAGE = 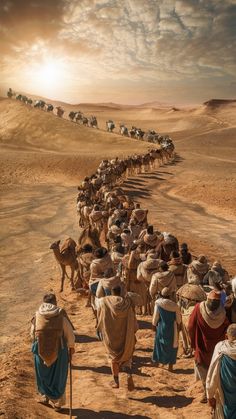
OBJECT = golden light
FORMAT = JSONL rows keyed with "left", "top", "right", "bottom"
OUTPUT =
{"left": 27, "top": 58, "right": 68, "bottom": 94}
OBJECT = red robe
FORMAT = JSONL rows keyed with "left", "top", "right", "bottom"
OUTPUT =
{"left": 188, "top": 303, "right": 229, "bottom": 367}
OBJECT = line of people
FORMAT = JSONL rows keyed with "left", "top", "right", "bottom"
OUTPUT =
{"left": 31, "top": 141, "right": 236, "bottom": 417}
{"left": 75, "top": 149, "right": 236, "bottom": 416}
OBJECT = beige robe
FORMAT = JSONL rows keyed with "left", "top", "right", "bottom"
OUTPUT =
{"left": 96, "top": 276, "right": 126, "bottom": 298}
{"left": 90, "top": 253, "right": 114, "bottom": 285}
{"left": 97, "top": 295, "right": 137, "bottom": 366}
{"left": 150, "top": 270, "right": 176, "bottom": 300}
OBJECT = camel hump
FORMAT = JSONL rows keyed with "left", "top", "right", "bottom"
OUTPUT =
{"left": 61, "top": 237, "right": 77, "bottom": 256}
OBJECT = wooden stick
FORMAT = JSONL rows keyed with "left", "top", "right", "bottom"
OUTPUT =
{"left": 69, "top": 349, "right": 72, "bottom": 419}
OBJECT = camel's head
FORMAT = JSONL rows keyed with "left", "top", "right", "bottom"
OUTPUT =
{"left": 50, "top": 240, "right": 61, "bottom": 250}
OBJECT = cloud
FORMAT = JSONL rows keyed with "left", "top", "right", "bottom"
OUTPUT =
{"left": 0, "top": 0, "right": 236, "bottom": 103}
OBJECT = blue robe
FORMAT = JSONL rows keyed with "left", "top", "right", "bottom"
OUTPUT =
{"left": 32, "top": 340, "right": 68, "bottom": 400}
{"left": 153, "top": 306, "right": 177, "bottom": 365}
{"left": 221, "top": 355, "right": 236, "bottom": 419}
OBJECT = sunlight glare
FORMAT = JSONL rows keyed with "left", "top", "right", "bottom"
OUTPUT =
{"left": 27, "top": 58, "right": 67, "bottom": 94}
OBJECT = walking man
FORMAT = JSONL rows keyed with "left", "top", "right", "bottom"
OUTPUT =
{"left": 97, "top": 286, "right": 137, "bottom": 390}
{"left": 188, "top": 290, "right": 229, "bottom": 403}
{"left": 152, "top": 287, "right": 182, "bottom": 371}
{"left": 31, "top": 293, "right": 75, "bottom": 411}
{"left": 206, "top": 324, "right": 236, "bottom": 418}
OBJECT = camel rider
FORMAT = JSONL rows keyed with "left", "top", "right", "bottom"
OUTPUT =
{"left": 31, "top": 293, "right": 75, "bottom": 412}
{"left": 7, "top": 88, "right": 13, "bottom": 98}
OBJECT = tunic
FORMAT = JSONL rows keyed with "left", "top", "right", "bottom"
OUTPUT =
{"left": 152, "top": 298, "right": 181, "bottom": 365}
{"left": 31, "top": 303, "right": 75, "bottom": 404}
{"left": 221, "top": 355, "right": 236, "bottom": 419}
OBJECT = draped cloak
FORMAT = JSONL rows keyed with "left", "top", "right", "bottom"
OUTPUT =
{"left": 97, "top": 295, "right": 136, "bottom": 366}
{"left": 31, "top": 304, "right": 74, "bottom": 401}
{"left": 188, "top": 302, "right": 229, "bottom": 368}
{"left": 206, "top": 340, "right": 236, "bottom": 419}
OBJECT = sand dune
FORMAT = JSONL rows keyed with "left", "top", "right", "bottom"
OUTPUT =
{"left": 0, "top": 96, "right": 236, "bottom": 419}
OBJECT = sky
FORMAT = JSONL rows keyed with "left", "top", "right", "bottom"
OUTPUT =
{"left": 0, "top": 0, "right": 236, "bottom": 105}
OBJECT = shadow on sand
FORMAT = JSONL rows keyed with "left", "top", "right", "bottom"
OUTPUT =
{"left": 129, "top": 394, "right": 193, "bottom": 408}
{"left": 137, "top": 320, "right": 152, "bottom": 330}
{"left": 74, "top": 334, "right": 98, "bottom": 344}
{"left": 60, "top": 409, "right": 151, "bottom": 418}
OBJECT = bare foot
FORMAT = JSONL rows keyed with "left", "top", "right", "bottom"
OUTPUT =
{"left": 111, "top": 381, "right": 120, "bottom": 388}
{"left": 36, "top": 395, "right": 49, "bottom": 405}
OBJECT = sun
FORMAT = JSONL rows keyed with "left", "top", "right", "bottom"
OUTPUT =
{"left": 40, "top": 62, "right": 59, "bottom": 84}
{"left": 27, "top": 58, "right": 67, "bottom": 94}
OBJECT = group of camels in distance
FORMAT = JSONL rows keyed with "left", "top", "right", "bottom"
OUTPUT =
{"left": 6, "top": 88, "right": 173, "bottom": 145}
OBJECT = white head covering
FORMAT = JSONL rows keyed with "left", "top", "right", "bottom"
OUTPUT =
{"left": 231, "top": 277, "right": 236, "bottom": 297}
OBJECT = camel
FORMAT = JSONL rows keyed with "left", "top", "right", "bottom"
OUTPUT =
{"left": 56, "top": 106, "right": 64, "bottom": 117}
{"left": 34, "top": 100, "right": 45, "bottom": 109}
{"left": 69, "top": 111, "right": 76, "bottom": 121}
{"left": 77, "top": 225, "right": 101, "bottom": 254}
{"left": 88, "top": 116, "right": 98, "bottom": 128}
{"left": 45, "top": 103, "right": 53, "bottom": 112}
{"left": 75, "top": 111, "right": 83, "bottom": 123}
{"left": 50, "top": 237, "right": 78, "bottom": 292}
{"left": 119, "top": 124, "right": 129, "bottom": 136}
{"left": 106, "top": 120, "right": 115, "bottom": 132}
{"left": 7, "top": 88, "right": 14, "bottom": 98}
{"left": 81, "top": 116, "right": 88, "bottom": 126}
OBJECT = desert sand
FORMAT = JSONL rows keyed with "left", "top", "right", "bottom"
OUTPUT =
{"left": 0, "top": 97, "right": 236, "bottom": 418}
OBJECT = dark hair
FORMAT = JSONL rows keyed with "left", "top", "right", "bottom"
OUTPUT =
{"left": 147, "top": 225, "right": 154, "bottom": 234}
{"left": 130, "top": 243, "right": 138, "bottom": 251}
{"left": 94, "top": 247, "right": 107, "bottom": 258}
{"left": 43, "top": 293, "right": 57, "bottom": 305}
{"left": 111, "top": 286, "right": 121, "bottom": 296}
{"left": 123, "top": 228, "right": 130, "bottom": 234}
{"left": 115, "top": 244, "right": 125, "bottom": 254}
{"left": 114, "top": 235, "right": 122, "bottom": 244}
{"left": 115, "top": 219, "right": 121, "bottom": 227}
{"left": 181, "top": 243, "right": 188, "bottom": 250}
{"left": 82, "top": 244, "right": 93, "bottom": 253}
{"left": 170, "top": 250, "right": 180, "bottom": 259}
{"left": 159, "top": 261, "right": 169, "bottom": 272}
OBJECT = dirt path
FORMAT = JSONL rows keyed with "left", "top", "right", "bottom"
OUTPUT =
{"left": 123, "top": 163, "right": 236, "bottom": 272}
